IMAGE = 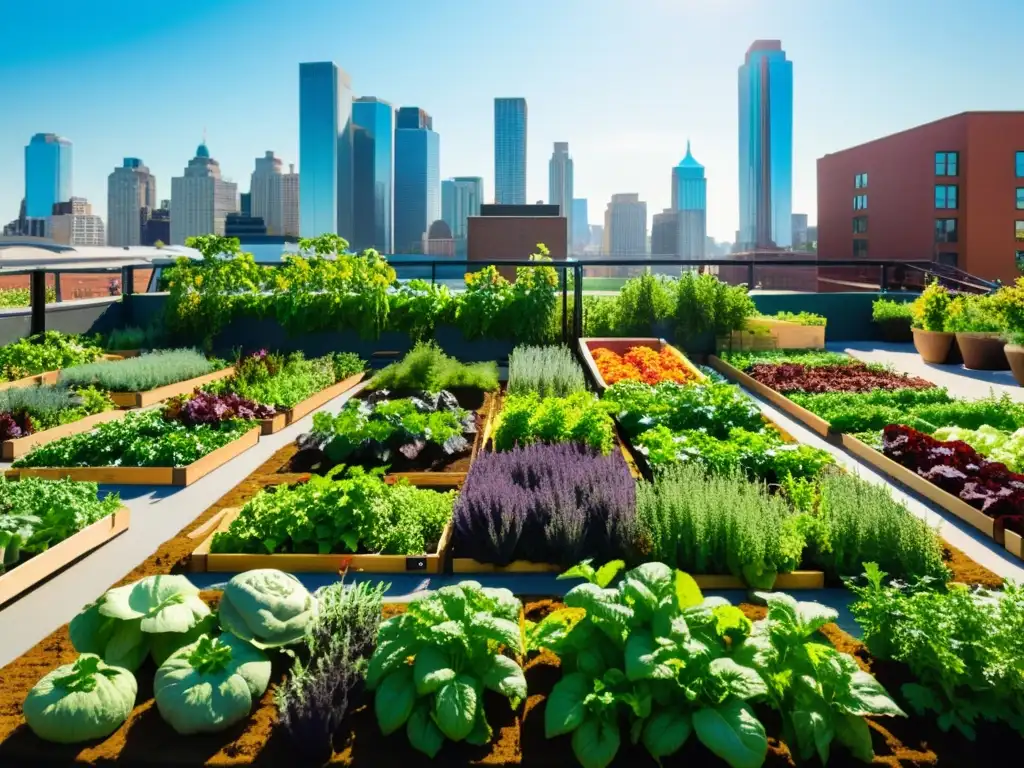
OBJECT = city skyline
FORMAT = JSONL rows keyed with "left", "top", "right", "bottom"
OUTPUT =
{"left": 2, "top": 0, "right": 1023, "bottom": 242}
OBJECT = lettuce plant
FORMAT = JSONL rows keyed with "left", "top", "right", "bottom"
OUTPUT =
{"left": 736, "top": 592, "right": 904, "bottom": 764}
{"left": 69, "top": 574, "right": 213, "bottom": 672}
{"left": 219, "top": 569, "right": 318, "bottom": 649}
{"left": 23, "top": 654, "right": 137, "bottom": 744}
{"left": 493, "top": 391, "right": 614, "bottom": 454}
{"left": 366, "top": 581, "right": 526, "bottom": 757}
{"left": 165, "top": 389, "right": 275, "bottom": 427}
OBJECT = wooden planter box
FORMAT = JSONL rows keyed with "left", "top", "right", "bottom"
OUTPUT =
{"left": 105, "top": 366, "right": 235, "bottom": 409}
{"left": 1, "top": 408, "right": 132, "bottom": 461}
{"left": 7, "top": 426, "right": 260, "bottom": 487}
{"left": 257, "top": 372, "right": 365, "bottom": 435}
{"left": 104, "top": 349, "right": 142, "bottom": 358}
{"left": 0, "top": 354, "right": 128, "bottom": 393}
{"left": 0, "top": 507, "right": 130, "bottom": 605}
{"left": 840, "top": 433, "right": 1000, "bottom": 542}
{"left": 578, "top": 337, "right": 706, "bottom": 392}
{"left": 190, "top": 508, "right": 452, "bottom": 574}
{"left": 450, "top": 558, "right": 824, "bottom": 588}
{"left": 723, "top": 318, "right": 826, "bottom": 352}
{"left": 1005, "top": 530, "right": 1024, "bottom": 561}
{"left": 707, "top": 355, "right": 834, "bottom": 438}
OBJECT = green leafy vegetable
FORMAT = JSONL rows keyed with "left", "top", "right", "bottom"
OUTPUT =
{"left": 218, "top": 569, "right": 318, "bottom": 649}
{"left": 493, "top": 391, "right": 614, "bottom": 454}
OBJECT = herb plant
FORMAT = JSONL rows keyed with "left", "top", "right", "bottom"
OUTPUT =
{"left": 0, "top": 332, "right": 104, "bottom": 381}
{"left": 58, "top": 348, "right": 219, "bottom": 392}
{"left": 13, "top": 409, "right": 254, "bottom": 469}
{"left": 508, "top": 344, "right": 587, "bottom": 398}
{"left": 872, "top": 297, "right": 914, "bottom": 322}
{"left": 603, "top": 380, "right": 764, "bottom": 439}
{"left": 210, "top": 467, "right": 455, "bottom": 557}
{"left": 0, "top": 384, "right": 114, "bottom": 440}
{"left": 493, "top": 391, "right": 614, "bottom": 454}
{"left": 388, "top": 280, "right": 457, "bottom": 340}
{"left": 674, "top": 270, "right": 757, "bottom": 340}
{"left": 366, "top": 581, "right": 526, "bottom": 757}
{"left": 209, "top": 350, "right": 364, "bottom": 409}
{"left": 368, "top": 341, "right": 498, "bottom": 393}
{"left": 453, "top": 443, "right": 637, "bottom": 567}
{"left": 722, "top": 349, "right": 858, "bottom": 370}
{"left": 277, "top": 581, "right": 387, "bottom": 763}
{"left": 849, "top": 563, "right": 1024, "bottom": 740}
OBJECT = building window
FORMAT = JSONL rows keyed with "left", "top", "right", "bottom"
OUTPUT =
{"left": 935, "top": 185, "right": 958, "bottom": 209}
{"left": 935, "top": 151, "right": 959, "bottom": 176}
{"left": 853, "top": 194, "right": 868, "bottom": 210}
{"left": 1016, "top": 251, "right": 1024, "bottom": 273}
{"left": 935, "top": 218, "right": 958, "bottom": 243}
{"left": 1016, "top": 188, "right": 1024, "bottom": 209}
{"left": 854, "top": 172, "right": 868, "bottom": 188}
{"left": 937, "top": 252, "right": 958, "bottom": 268}
{"left": 853, "top": 239, "right": 868, "bottom": 258}
{"left": 1017, "top": 152, "right": 1024, "bottom": 178}
{"left": 853, "top": 216, "right": 868, "bottom": 234}
{"left": 1016, "top": 221, "right": 1024, "bottom": 242}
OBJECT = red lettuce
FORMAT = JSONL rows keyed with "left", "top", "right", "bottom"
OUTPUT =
{"left": 747, "top": 362, "right": 934, "bottom": 394}
{"left": 165, "top": 389, "right": 275, "bottom": 427}
{"left": 0, "top": 411, "right": 30, "bottom": 441}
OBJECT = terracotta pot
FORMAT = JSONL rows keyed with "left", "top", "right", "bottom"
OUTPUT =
{"left": 1006, "top": 344, "right": 1024, "bottom": 386}
{"left": 955, "top": 332, "right": 1010, "bottom": 371}
{"left": 912, "top": 328, "right": 955, "bottom": 364}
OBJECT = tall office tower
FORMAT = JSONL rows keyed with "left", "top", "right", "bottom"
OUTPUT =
{"left": 299, "top": 61, "right": 353, "bottom": 240}
{"left": 107, "top": 157, "right": 157, "bottom": 246}
{"left": 250, "top": 151, "right": 283, "bottom": 235}
{"left": 606, "top": 193, "right": 648, "bottom": 256}
{"left": 281, "top": 164, "right": 299, "bottom": 236}
{"left": 49, "top": 197, "right": 105, "bottom": 245}
{"left": 494, "top": 98, "right": 527, "bottom": 204}
{"left": 738, "top": 39, "right": 793, "bottom": 249}
{"left": 441, "top": 176, "right": 483, "bottom": 256}
{"left": 169, "top": 142, "right": 238, "bottom": 244}
{"left": 672, "top": 141, "right": 708, "bottom": 258}
{"left": 25, "top": 133, "right": 73, "bottom": 221}
{"left": 548, "top": 142, "right": 573, "bottom": 249}
{"left": 394, "top": 107, "right": 440, "bottom": 253}
{"left": 791, "top": 212, "right": 809, "bottom": 249}
{"left": 352, "top": 96, "right": 394, "bottom": 253}
{"left": 571, "top": 198, "right": 589, "bottom": 254}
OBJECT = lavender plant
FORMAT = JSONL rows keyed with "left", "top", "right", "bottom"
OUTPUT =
{"left": 452, "top": 442, "right": 637, "bottom": 566}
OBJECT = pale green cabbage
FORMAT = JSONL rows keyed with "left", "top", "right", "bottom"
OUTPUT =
{"left": 23, "top": 654, "right": 137, "bottom": 744}
{"left": 218, "top": 569, "right": 318, "bottom": 649}
{"left": 154, "top": 633, "right": 271, "bottom": 735}
{"left": 931, "top": 424, "right": 1024, "bottom": 472}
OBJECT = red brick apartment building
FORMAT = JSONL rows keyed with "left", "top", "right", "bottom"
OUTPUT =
{"left": 818, "top": 112, "right": 1024, "bottom": 286}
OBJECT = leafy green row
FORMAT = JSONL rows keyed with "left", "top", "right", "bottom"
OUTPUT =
{"left": 493, "top": 391, "right": 614, "bottom": 455}
{"left": 0, "top": 331, "right": 105, "bottom": 382}
{"left": 58, "top": 348, "right": 220, "bottom": 392}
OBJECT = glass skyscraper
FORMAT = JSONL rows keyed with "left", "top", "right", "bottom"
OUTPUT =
{"left": 298, "top": 61, "right": 353, "bottom": 240}
{"left": 25, "top": 133, "right": 72, "bottom": 219}
{"left": 672, "top": 142, "right": 708, "bottom": 258}
{"left": 442, "top": 176, "right": 483, "bottom": 256}
{"left": 352, "top": 96, "right": 393, "bottom": 253}
{"left": 394, "top": 107, "right": 440, "bottom": 254}
{"left": 738, "top": 40, "right": 793, "bottom": 249}
{"left": 494, "top": 98, "right": 527, "bottom": 205}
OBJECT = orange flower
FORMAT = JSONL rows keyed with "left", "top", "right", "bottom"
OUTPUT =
{"left": 593, "top": 345, "right": 696, "bottom": 385}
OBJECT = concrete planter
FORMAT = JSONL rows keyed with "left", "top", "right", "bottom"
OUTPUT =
{"left": 1005, "top": 344, "right": 1024, "bottom": 386}
{"left": 912, "top": 328, "right": 956, "bottom": 364}
{"left": 955, "top": 332, "right": 1010, "bottom": 371}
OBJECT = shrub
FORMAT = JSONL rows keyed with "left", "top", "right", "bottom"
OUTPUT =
{"left": 675, "top": 271, "right": 756, "bottom": 340}
{"left": 105, "top": 323, "right": 166, "bottom": 351}
{"left": 910, "top": 280, "right": 950, "bottom": 331}
{"left": 507, "top": 345, "right": 586, "bottom": 398}
{"left": 0, "top": 286, "right": 55, "bottom": 308}
{"left": 872, "top": 298, "right": 914, "bottom": 322}
{"left": 0, "top": 332, "right": 104, "bottom": 382}
{"left": 634, "top": 463, "right": 804, "bottom": 587}
{"left": 944, "top": 292, "right": 1005, "bottom": 333}
{"left": 614, "top": 272, "right": 675, "bottom": 334}
{"left": 493, "top": 391, "right": 614, "bottom": 454}
{"left": 771, "top": 310, "right": 827, "bottom": 327}
{"left": 452, "top": 443, "right": 637, "bottom": 566}
{"left": 581, "top": 295, "right": 619, "bottom": 336}
{"left": 388, "top": 280, "right": 456, "bottom": 340}
{"left": 369, "top": 341, "right": 498, "bottom": 393}
{"left": 814, "top": 473, "right": 948, "bottom": 580}
{"left": 59, "top": 348, "right": 218, "bottom": 392}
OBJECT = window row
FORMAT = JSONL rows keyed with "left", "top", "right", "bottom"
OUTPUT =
{"left": 935, "top": 184, "right": 958, "bottom": 209}
{"left": 853, "top": 194, "right": 868, "bottom": 210}
{"left": 854, "top": 172, "right": 868, "bottom": 188}
{"left": 853, "top": 216, "right": 868, "bottom": 234}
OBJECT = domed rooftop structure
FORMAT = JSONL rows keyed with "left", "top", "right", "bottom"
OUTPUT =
{"left": 196, "top": 143, "right": 210, "bottom": 159}
{"left": 427, "top": 219, "right": 453, "bottom": 240}
{"left": 677, "top": 140, "right": 703, "bottom": 170}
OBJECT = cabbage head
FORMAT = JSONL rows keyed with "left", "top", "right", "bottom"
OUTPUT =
{"left": 154, "top": 633, "right": 271, "bottom": 734}
{"left": 219, "top": 569, "right": 318, "bottom": 649}
{"left": 69, "top": 575, "right": 211, "bottom": 672}
{"left": 23, "top": 654, "right": 137, "bottom": 744}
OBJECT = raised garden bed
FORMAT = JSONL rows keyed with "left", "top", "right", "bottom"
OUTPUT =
{"left": 1, "top": 409, "right": 130, "bottom": 461}
{"left": 7, "top": 426, "right": 260, "bottom": 487}
{"left": 256, "top": 372, "right": 366, "bottom": 435}
{"left": 578, "top": 337, "right": 705, "bottom": 391}
{"left": 106, "top": 366, "right": 235, "bottom": 409}
{"left": 0, "top": 506, "right": 130, "bottom": 605}
{"left": 722, "top": 316, "right": 825, "bottom": 351}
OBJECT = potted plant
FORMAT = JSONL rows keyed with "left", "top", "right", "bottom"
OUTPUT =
{"left": 871, "top": 297, "right": 914, "bottom": 342}
{"left": 996, "top": 278, "right": 1024, "bottom": 385}
{"left": 910, "top": 281, "right": 959, "bottom": 364}
{"left": 946, "top": 293, "right": 1008, "bottom": 370}
{"left": 676, "top": 271, "right": 756, "bottom": 358}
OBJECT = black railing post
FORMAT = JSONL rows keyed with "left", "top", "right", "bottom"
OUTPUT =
{"left": 54, "top": 273, "right": 62, "bottom": 303}
{"left": 879, "top": 265, "right": 888, "bottom": 292}
{"left": 573, "top": 262, "right": 584, "bottom": 341}
{"left": 560, "top": 265, "right": 568, "bottom": 344}
{"left": 121, "top": 267, "right": 135, "bottom": 325}
{"left": 431, "top": 261, "right": 436, "bottom": 287}
{"left": 30, "top": 270, "right": 47, "bottom": 335}
{"left": 746, "top": 262, "right": 755, "bottom": 287}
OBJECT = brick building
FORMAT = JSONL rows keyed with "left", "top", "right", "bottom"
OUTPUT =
{"left": 818, "top": 112, "right": 1024, "bottom": 285}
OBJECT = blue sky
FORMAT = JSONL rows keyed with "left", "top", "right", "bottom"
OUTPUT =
{"left": 0, "top": 0, "right": 1021, "bottom": 242}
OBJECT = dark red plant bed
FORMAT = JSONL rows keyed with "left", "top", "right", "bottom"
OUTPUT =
{"left": 745, "top": 362, "right": 934, "bottom": 394}
{"left": 882, "top": 424, "right": 1024, "bottom": 534}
